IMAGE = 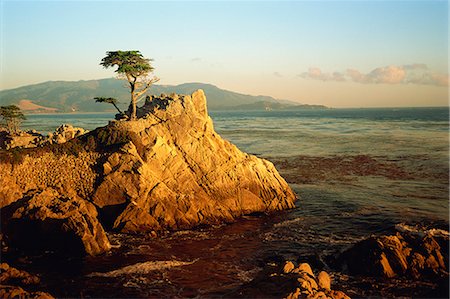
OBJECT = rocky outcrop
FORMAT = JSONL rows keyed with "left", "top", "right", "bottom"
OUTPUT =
{"left": 283, "top": 262, "right": 350, "bottom": 299}
{"left": 92, "top": 90, "right": 296, "bottom": 232}
{"left": 2, "top": 189, "right": 110, "bottom": 256}
{"left": 0, "top": 90, "right": 296, "bottom": 255}
{"left": 338, "top": 226, "right": 449, "bottom": 280}
{"left": 0, "top": 263, "right": 54, "bottom": 299}
{"left": 0, "top": 129, "right": 44, "bottom": 149}
{"left": 0, "top": 124, "right": 87, "bottom": 150}
{"left": 233, "top": 260, "right": 350, "bottom": 299}
{"left": 46, "top": 124, "right": 87, "bottom": 145}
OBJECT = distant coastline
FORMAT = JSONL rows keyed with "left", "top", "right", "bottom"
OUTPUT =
{"left": 0, "top": 78, "right": 326, "bottom": 113}
{"left": 21, "top": 106, "right": 450, "bottom": 115}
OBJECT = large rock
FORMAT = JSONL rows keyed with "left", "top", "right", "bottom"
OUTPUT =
{"left": 92, "top": 90, "right": 296, "bottom": 232}
{"left": 338, "top": 228, "right": 449, "bottom": 280}
{"left": 3, "top": 189, "right": 110, "bottom": 256}
{"left": 0, "top": 89, "right": 296, "bottom": 254}
{"left": 0, "top": 263, "right": 54, "bottom": 299}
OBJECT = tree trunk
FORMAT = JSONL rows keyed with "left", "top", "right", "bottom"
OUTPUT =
{"left": 112, "top": 103, "right": 122, "bottom": 114}
{"left": 131, "top": 95, "right": 137, "bottom": 120}
{"left": 130, "top": 82, "right": 136, "bottom": 121}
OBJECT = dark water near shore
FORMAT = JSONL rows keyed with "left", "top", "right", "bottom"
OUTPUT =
{"left": 10, "top": 107, "right": 450, "bottom": 297}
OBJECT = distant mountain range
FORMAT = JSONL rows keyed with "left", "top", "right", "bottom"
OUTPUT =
{"left": 0, "top": 78, "right": 327, "bottom": 112}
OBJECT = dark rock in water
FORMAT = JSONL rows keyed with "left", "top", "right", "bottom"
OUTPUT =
{"left": 2, "top": 189, "right": 110, "bottom": 256}
{"left": 0, "top": 263, "right": 40, "bottom": 285}
{"left": 232, "top": 261, "right": 350, "bottom": 299}
{"left": 338, "top": 228, "right": 449, "bottom": 280}
{"left": 0, "top": 285, "right": 54, "bottom": 299}
{"left": 0, "top": 263, "right": 54, "bottom": 298}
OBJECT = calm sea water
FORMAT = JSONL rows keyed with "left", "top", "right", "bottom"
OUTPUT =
{"left": 23, "top": 107, "right": 449, "bottom": 158}
{"left": 14, "top": 107, "right": 450, "bottom": 297}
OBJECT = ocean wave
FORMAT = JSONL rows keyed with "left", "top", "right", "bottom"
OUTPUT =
{"left": 235, "top": 266, "right": 262, "bottom": 282}
{"left": 87, "top": 259, "right": 198, "bottom": 278}
{"left": 273, "top": 217, "right": 304, "bottom": 228}
{"left": 395, "top": 223, "right": 449, "bottom": 238}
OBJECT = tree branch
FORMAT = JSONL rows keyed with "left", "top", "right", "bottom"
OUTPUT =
{"left": 135, "top": 77, "right": 160, "bottom": 99}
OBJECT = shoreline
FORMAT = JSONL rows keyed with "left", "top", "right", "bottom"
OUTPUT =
{"left": 1, "top": 105, "right": 448, "bottom": 298}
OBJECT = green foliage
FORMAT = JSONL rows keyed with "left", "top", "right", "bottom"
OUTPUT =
{"left": 0, "top": 105, "right": 26, "bottom": 134}
{"left": 100, "top": 51, "right": 153, "bottom": 78}
{"left": 94, "top": 97, "right": 123, "bottom": 114}
{"left": 100, "top": 50, "right": 159, "bottom": 120}
{"left": 94, "top": 97, "right": 119, "bottom": 105}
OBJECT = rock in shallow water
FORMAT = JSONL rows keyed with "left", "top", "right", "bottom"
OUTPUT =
{"left": 338, "top": 229, "right": 449, "bottom": 280}
{"left": 286, "top": 262, "right": 350, "bottom": 299}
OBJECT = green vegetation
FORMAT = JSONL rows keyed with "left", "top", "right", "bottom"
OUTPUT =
{"left": 100, "top": 50, "right": 159, "bottom": 120}
{"left": 0, "top": 105, "right": 26, "bottom": 134}
{"left": 94, "top": 97, "right": 123, "bottom": 114}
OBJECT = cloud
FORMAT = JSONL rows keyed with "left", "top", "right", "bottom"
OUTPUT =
{"left": 191, "top": 57, "right": 201, "bottom": 62}
{"left": 331, "top": 71, "right": 346, "bottom": 82}
{"left": 364, "top": 65, "right": 406, "bottom": 84}
{"left": 299, "top": 67, "right": 346, "bottom": 82}
{"left": 429, "top": 73, "right": 450, "bottom": 86}
{"left": 299, "top": 64, "right": 448, "bottom": 86}
{"left": 273, "top": 72, "right": 283, "bottom": 78}
{"left": 346, "top": 68, "right": 365, "bottom": 83}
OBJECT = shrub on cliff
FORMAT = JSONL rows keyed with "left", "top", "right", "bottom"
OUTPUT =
{"left": 0, "top": 105, "right": 26, "bottom": 134}
{"left": 94, "top": 97, "right": 123, "bottom": 114}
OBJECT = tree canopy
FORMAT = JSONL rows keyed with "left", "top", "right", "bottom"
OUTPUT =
{"left": 100, "top": 50, "right": 159, "bottom": 120}
{"left": 0, "top": 105, "right": 26, "bottom": 134}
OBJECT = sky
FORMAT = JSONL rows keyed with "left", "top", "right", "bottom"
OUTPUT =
{"left": 0, "top": 0, "right": 448, "bottom": 107}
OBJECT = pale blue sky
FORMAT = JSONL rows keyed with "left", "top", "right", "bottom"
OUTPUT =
{"left": 1, "top": 0, "right": 448, "bottom": 107}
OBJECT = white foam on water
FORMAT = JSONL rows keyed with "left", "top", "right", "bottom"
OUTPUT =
{"left": 395, "top": 223, "right": 449, "bottom": 238}
{"left": 87, "top": 259, "right": 198, "bottom": 278}
{"left": 236, "top": 267, "right": 262, "bottom": 282}
{"left": 273, "top": 217, "right": 304, "bottom": 228}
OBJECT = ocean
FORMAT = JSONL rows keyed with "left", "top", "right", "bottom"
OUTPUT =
{"left": 12, "top": 107, "right": 450, "bottom": 297}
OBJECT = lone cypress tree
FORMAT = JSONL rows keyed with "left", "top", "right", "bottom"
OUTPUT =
{"left": 100, "top": 50, "right": 159, "bottom": 120}
{"left": 0, "top": 105, "right": 26, "bottom": 134}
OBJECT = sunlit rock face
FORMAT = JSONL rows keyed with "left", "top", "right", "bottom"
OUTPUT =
{"left": 93, "top": 90, "right": 296, "bottom": 232}
{"left": 0, "top": 90, "right": 296, "bottom": 255}
{"left": 4, "top": 188, "right": 111, "bottom": 256}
